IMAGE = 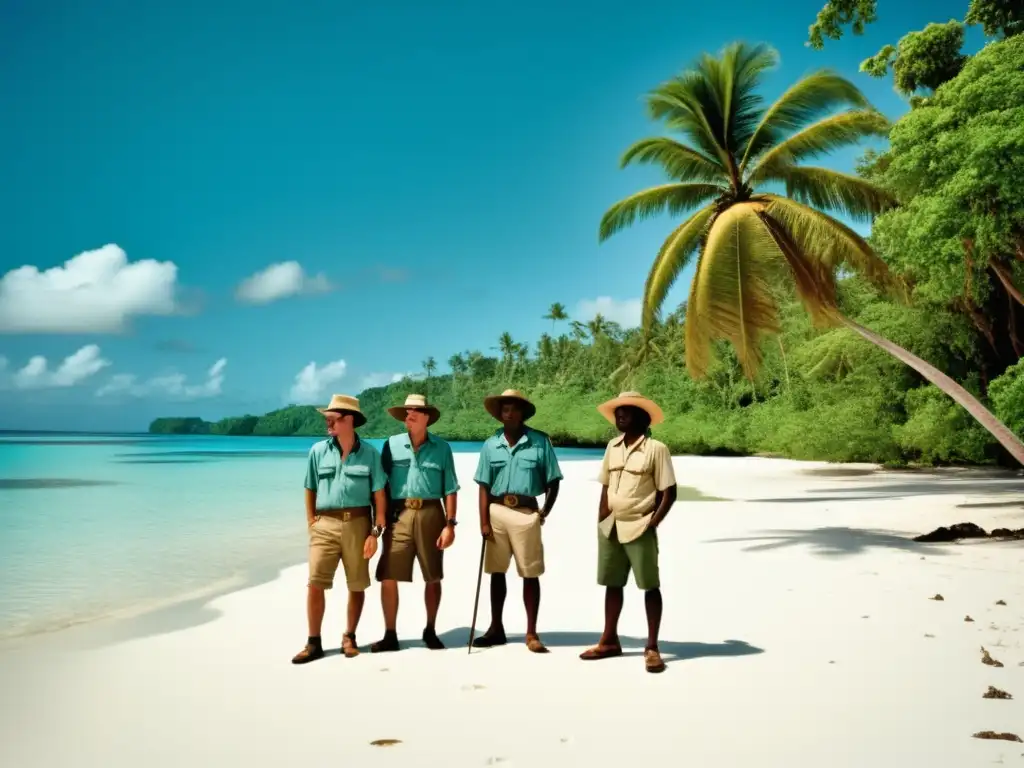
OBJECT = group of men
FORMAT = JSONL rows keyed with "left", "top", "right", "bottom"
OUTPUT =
{"left": 291, "top": 387, "right": 678, "bottom": 674}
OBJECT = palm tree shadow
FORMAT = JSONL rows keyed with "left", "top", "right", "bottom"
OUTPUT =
{"left": 434, "top": 627, "right": 764, "bottom": 666}
{"left": 705, "top": 526, "right": 951, "bottom": 556}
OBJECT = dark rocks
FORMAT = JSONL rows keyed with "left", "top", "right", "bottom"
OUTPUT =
{"left": 972, "top": 731, "right": 1022, "bottom": 742}
{"left": 981, "top": 647, "right": 1004, "bottom": 668}
{"left": 914, "top": 522, "right": 1024, "bottom": 542}
{"left": 982, "top": 685, "right": 1012, "bottom": 700}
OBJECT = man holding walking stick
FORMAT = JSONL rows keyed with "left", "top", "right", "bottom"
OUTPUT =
{"left": 470, "top": 389, "right": 562, "bottom": 654}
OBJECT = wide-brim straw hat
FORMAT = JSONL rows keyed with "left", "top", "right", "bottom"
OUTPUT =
{"left": 483, "top": 389, "right": 537, "bottom": 422}
{"left": 387, "top": 393, "right": 441, "bottom": 426}
{"left": 317, "top": 393, "right": 367, "bottom": 428}
{"left": 597, "top": 391, "right": 664, "bottom": 427}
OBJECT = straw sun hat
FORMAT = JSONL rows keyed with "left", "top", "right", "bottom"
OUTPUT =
{"left": 596, "top": 391, "right": 664, "bottom": 427}
{"left": 483, "top": 389, "right": 537, "bottom": 422}
{"left": 387, "top": 393, "right": 441, "bottom": 426}
{"left": 317, "top": 393, "right": 367, "bottom": 428}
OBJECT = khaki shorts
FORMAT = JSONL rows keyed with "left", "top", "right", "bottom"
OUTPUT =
{"left": 308, "top": 511, "right": 371, "bottom": 592}
{"left": 376, "top": 500, "right": 446, "bottom": 583}
{"left": 484, "top": 502, "right": 544, "bottom": 578}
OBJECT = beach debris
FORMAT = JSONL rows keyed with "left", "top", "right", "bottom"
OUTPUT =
{"left": 965, "top": 615, "right": 975, "bottom": 622}
{"left": 983, "top": 685, "right": 1012, "bottom": 699}
{"left": 914, "top": 523, "right": 1024, "bottom": 543}
{"left": 971, "top": 731, "right": 1022, "bottom": 742}
{"left": 981, "top": 646, "right": 1005, "bottom": 667}
{"left": 461, "top": 683, "right": 486, "bottom": 691}
{"left": 924, "top": 633, "right": 936, "bottom": 638}
{"left": 369, "top": 739, "right": 402, "bottom": 747}
{"left": 379, "top": 668, "right": 389, "bottom": 672}
{"left": 930, "top": 594, "right": 945, "bottom": 601}
{"left": 996, "top": 599, "right": 1007, "bottom": 606}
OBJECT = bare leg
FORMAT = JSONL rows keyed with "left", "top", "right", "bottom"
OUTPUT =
{"left": 644, "top": 588, "right": 663, "bottom": 650}
{"left": 424, "top": 581, "right": 442, "bottom": 630}
{"left": 601, "top": 586, "right": 624, "bottom": 647}
{"left": 346, "top": 590, "right": 365, "bottom": 636}
{"left": 487, "top": 573, "right": 507, "bottom": 634}
{"left": 381, "top": 579, "right": 399, "bottom": 631}
{"left": 523, "top": 577, "right": 540, "bottom": 636}
{"left": 307, "top": 585, "right": 325, "bottom": 636}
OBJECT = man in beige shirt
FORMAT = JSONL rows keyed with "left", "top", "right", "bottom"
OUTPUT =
{"left": 580, "top": 391, "right": 677, "bottom": 673}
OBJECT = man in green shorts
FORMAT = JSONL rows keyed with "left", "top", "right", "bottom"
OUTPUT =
{"left": 291, "top": 394, "right": 388, "bottom": 665}
{"left": 370, "top": 393, "right": 460, "bottom": 653}
{"left": 580, "top": 391, "right": 677, "bottom": 673}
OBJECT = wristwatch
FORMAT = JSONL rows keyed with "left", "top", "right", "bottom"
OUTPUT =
{"left": 445, "top": 518, "right": 458, "bottom": 527}
{"left": 371, "top": 524, "right": 384, "bottom": 538}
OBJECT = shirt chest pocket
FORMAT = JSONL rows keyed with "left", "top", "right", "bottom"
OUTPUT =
{"left": 515, "top": 448, "right": 541, "bottom": 470}
{"left": 317, "top": 462, "right": 339, "bottom": 481}
{"left": 420, "top": 460, "right": 443, "bottom": 475}
{"left": 344, "top": 464, "right": 371, "bottom": 483}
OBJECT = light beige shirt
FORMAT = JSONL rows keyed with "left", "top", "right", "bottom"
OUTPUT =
{"left": 597, "top": 434, "right": 676, "bottom": 543}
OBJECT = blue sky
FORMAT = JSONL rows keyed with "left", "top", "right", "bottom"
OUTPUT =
{"left": 0, "top": 0, "right": 983, "bottom": 431}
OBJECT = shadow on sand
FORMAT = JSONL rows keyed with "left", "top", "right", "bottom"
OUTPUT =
{"left": 705, "top": 526, "right": 954, "bottom": 557}
{"left": 750, "top": 471, "right": 1024, "bottom": 504}
{"left": 379, "top": 627, "right": 766, "bottom": 666}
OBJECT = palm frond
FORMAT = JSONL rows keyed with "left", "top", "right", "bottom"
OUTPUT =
{"left": 641, "top": 204, "right": 717, "bottom": 330}
{"left": 745, "top": 110, "right": 890, "bottom": 182}
{"left": 762, "top": 195, "right": 894, "bottom": 291}
{"left": 599, "top": 183, "right": 723, "bottom": 242}
{"left": 645, "top": 73, "right": 733, "bottom": 167}
{"left": 684, "top": 202, "right": 784, "bottom": 379}
{"left": 758, "top": 165, "right": 895, "bottom": 221}
{"left": 620, "top": 137, "right": 727, "bottom": 183}
{"left": 755, "top": 209, "right": 840, "bottom": 326}
{"left": 739, "top": 71, "right": 872, "bottom": 172}
{"left": 708, "top": 42, "right": 779, "bottom": 154}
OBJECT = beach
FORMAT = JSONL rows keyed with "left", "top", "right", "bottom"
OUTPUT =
{"left": 3, "top": 453, "right": 1024, "bottom": 767}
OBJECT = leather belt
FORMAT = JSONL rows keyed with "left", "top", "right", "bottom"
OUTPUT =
{"left": 391, "top": 497, "right": 439, "bottom": 512}
{"left": 317, "top": 506, "right": 371, "bottom": 522}
{"left": 490, "top": 494, "right": 539, "bottom": 511}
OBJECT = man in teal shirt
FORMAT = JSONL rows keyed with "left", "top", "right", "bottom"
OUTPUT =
{"left": 291, "top": 394, "right": 388, "bottom": 665}
{"left": 370, "top": 394, "right": 460, "bottom": 653}
{"left": 472, "top": 389, "right": 563, "bottom": 654}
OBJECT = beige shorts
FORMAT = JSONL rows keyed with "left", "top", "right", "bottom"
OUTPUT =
{"left": 308, "top": 511, "right": 371, "bottom": 592}
{"left": 376, "top": 500, "right": 446, "bottom": 583}
{"left": 484, "top": 502, "right": 544, "bottom": 578}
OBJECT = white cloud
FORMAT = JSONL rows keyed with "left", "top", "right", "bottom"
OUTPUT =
{"left": 235, "top": 261, "right": 333, "bottom": 305}
{"left": 288, "top": 359, "right": 347, "bottom": 404}
{"left": 95, "top": 357, "right": 227, "bottom": 400}
{"left": 0, "top": 244, "right": 179, "bottom": 333}
{"left": 574, "top": 296, "right": 642, "bottom": 328}
{"left": 360, "top": 371, "right": 410, "bottom": 390}
{"left": 1, "top": 345, "right": 112, "bottom": 390}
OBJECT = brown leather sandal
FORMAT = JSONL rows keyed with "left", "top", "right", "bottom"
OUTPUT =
{"left": 525, "top": 634, "right": 549, "bottom": 654}
{"left": 644, "top": 648, "right": 666, "bottom": 673}
{"left": 579, "top": 644, "right": 623, "bottom": 660}
{"left": 291, "top": 643, "right": 324, "bottom": 664}
{"left": 342, "top": 632, "right": 360, "bottom": 658}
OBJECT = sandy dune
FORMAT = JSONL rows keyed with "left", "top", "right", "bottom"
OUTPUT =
{"left": 2, "top": 455, "right": 1024, "bottom": 767}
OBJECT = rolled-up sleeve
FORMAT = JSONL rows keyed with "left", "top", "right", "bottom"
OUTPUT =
{"left": 442, "top": 444, "right": 460, "bottom": 496}
{"left": 304, "top": 449, "right": 319, "bottom": 491}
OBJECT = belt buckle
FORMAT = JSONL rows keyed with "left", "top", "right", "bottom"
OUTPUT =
{"left": 503, "top": 494, "right": 519, "bottom": 508}
{"left": 407, "top": 498, "right": 423, "bottom": 510}
{"left": 341, "top": 510, "right": 352, "bottom": 522}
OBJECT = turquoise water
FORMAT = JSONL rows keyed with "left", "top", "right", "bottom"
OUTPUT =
{"left": 0, "top": 432, "right": 601, "bottom": 641}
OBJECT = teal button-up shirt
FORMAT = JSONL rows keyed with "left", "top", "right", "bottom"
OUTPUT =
{"left": 381, "top": 431, "right": 460, "bottom": 499}
{"left": 303, "top": 437, "right": 387, "bottom": 510}
{"left": 473, "top": 427, "right": 563, "bottom": 497}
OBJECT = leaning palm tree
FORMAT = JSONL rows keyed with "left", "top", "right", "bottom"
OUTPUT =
{"left": 599, "top": 41, "right": 1024, "bottom": 465}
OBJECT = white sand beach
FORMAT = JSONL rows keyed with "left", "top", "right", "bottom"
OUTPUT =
{"left": 3, "top": 454, "right": 1024, "bottom": 767}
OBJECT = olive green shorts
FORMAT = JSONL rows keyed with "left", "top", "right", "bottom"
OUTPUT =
{"left": 597, "top": 525, "right": 660, "bottom": 590}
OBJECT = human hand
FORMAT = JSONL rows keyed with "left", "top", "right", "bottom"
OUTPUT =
{"left": 436, "top": 525, "right": 455, "bottom": 550}
{"left": 363, "top": 535, "right": 378, "bottom": 559}
{"left": 307, "top": 515, "right": 317, "bottom": 528}
{"left": 480, "top": 522, "right": 493, "bottom": 540}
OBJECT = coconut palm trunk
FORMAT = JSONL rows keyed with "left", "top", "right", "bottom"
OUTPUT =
{"left": 840, "top": 315, "right": 1024, "bottom": 464}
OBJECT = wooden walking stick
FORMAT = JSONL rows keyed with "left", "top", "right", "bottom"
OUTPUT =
{"left": 468, "top": 536, "right": 486, "bottom": 654}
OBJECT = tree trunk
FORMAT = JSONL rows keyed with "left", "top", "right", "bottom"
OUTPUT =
{"left": 839, "top": 314, "right": 1024, "bottom": 467}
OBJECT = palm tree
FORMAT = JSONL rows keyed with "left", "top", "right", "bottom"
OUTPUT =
{"left": 421, "top": 356, "right": 437, "bottom": 395}
{"left": 599, "top": 41, "right": 1024, "bottom": 464}
{"left": 544, "top": 302, "right": 568, "bottom": 333}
